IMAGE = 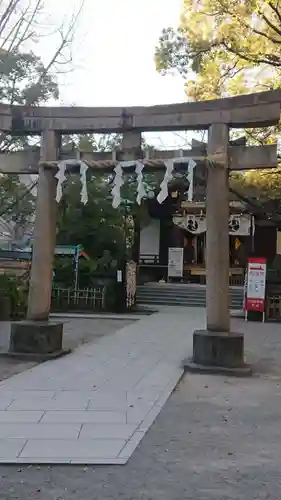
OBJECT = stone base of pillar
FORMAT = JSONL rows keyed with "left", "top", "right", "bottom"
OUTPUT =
{"left": 183, "top": 329, "right": 252, "bottom": 376}
{"left": 4, "top": 320, "right": 71, "bottom": 361}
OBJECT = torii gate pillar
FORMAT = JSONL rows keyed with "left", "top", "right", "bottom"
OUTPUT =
{"left": 188, "top": 124, "right": 249, "bottom": 375}
{"left": 27, "top": 130, "right": 59, "bottom": 321}
{"left": 9, "top": 130, "right": 67, "bottom": 359}
{"left": 206, "top": 124, "right": 230, "bottom": 332}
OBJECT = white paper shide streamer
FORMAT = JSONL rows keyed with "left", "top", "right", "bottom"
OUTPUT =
{"left": 157, "top": 159, "right": 174, "bottom": 204}
{"left": 187, "top": 159, "right": 196, "bottom": 202}
{"left": 111, "top": 163, "right": 124, "bottom": 208}
{"left": 55, "top": 159, "right": 89, "bottom": 204}
{"left": 54, "top": 156, "right": 197, "bottom": 207}
{"left": 80, "top": 161, "right": 89, "bottom": 205}
{"left": 55, "top": 161, "right": 67, "bottom": 202}
{"left": 135, "top": 160, "right": 146, "bottom": 205}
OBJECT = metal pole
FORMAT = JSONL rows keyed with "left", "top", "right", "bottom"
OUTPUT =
{"left": 250, "top": 216, "right": 255, "bottom": 255}
{"left": 74, "top": 246, "right": 79, "bottom": 304}
{"left": 74, "top": 258, "right": 79, "bottom": 290}
{"left": 124, "top": 202, "right": 127, "bottom": 259}
{"left": 123, "top": 201, "right": 128, "bottom": 309}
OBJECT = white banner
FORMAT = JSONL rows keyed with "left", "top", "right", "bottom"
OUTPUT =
{"left": 173, "top": 215, "right": 206, "bottom": 235}
{"left": 229, "top": 215, "right": 252, "bottom": 236}
{"left": 168, "top": 247, "right": 183, "bottom": 278}
{"left": 173, "top": 214, "right": 252, "bottom": 236}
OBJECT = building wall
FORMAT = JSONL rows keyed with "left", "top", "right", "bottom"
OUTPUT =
{"left": 253, "top": 224, "right": 277, "bottom": 263}
{"left": 139, "top": 219, "right": 160, "bottom": 257}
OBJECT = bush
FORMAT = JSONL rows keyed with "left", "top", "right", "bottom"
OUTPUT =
{"left": 0, "top": 274, "right": 28, "bottom": 319}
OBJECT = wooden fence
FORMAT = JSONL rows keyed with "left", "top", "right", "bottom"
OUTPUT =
{"left": 51, "top": 287, "right": 105, "bottom": 312}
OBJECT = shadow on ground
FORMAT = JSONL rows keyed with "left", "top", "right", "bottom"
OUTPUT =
{"left": 0, "top": 316, "right": 281, "bottom": 499}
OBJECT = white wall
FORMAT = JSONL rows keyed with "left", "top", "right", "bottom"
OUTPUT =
{"left": 139, "top": 219, "right": 160, "bottom": 257}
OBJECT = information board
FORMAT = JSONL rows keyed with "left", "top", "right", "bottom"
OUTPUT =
{"left": 168, "top": 247, "right": 184, "bottom": 278}
{"left": 245, "top": 257, "right": 267, "bottom": 315}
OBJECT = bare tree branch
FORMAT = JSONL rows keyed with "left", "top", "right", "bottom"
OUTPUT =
{"left": 0, "top": 0, "right": 85, "bottom": 150}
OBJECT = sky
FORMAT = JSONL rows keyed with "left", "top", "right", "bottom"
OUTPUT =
{"left": 42, "top": 0, "right": 185, "bottom": 107}
{"left": 36, "top": 0, "right": 191, "bottom": 148}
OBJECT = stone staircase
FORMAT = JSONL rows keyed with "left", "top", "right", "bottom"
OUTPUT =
{"left": 136, "top": 283, "right": 244, "bottom": 310}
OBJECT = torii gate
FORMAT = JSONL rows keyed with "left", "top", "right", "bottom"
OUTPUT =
{"left": 0, "top": 90, "right": 280, "bottom": 370}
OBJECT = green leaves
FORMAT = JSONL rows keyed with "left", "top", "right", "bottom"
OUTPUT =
{"left": 0, "top": 174, "right": 35, "bottom": 228}
{"left": 155, "top": 1, "right": 281, "bottom": 210}
{"left": 155, "top": 0, "right": 281, "bottom": 101}
{"left": 0, "top": 50, "right": 58, "bottom": 106}
{"left": 57, "top": 174, "right": 125, "bottom": 260}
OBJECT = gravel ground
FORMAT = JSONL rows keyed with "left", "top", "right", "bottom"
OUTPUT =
{"left": 0, "top": 318, "right": 135, "bottom": 382}
{"left": 0, "top": 316, "right": 281, "bottom": 499}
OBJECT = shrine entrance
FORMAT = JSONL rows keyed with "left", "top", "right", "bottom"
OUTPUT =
{"left": 183, "top": 232, "right": 205, "bottom": 267}
{"left": 0, "top": 89, "right": 280, "bottom": 372}
{"left": 181, "top": 232, "right": 247, "bottom": 285}
{"left": 172, "top": 204, "right": 253, "bottom": 285}
{"left": 183, "top": 232, "right": 247, "bottom": 268}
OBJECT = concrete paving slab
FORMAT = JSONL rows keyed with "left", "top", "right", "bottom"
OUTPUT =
{"left": 2, "top": 315, "right": 281, "bottom": 497}
{"left": 0, "top": 307, "right": 204, "bottom": 464}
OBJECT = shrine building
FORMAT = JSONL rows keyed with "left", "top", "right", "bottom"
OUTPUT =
{"left": 137, "top": 163, "right": 279, "bottom": 285}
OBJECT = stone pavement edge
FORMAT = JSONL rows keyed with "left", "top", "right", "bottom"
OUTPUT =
{"left": 0, "top": 308, "right": 205, "bottom": 464}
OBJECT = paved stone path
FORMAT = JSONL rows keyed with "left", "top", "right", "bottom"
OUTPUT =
{"left": 0, "top": 309, "right": 203, "bottom": 464}
{"left": 0, "top": 318, "right": 134, "bottom": 383}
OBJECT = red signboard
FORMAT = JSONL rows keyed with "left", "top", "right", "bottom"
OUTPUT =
{"left": 245, "top": 257, "right": 267, "bottom": 314}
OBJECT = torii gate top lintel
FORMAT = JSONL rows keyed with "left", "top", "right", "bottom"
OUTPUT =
{"left": 0, "top": 89, "right": 280, "bottom": 135}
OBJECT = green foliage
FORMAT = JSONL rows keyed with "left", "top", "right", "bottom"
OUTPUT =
{"left": 57, "top": 174, "right": 126, "bottom": 262}
{"left": 242, "top": 168, "right": 281, "bottom": 201}
{"left": 0, "top": 50, "right": 58, "bottom": 106}
{"left": 229, "top": 168, "right": 281, "bottom": 216}
{"left": 0, "top": 1, "right": 84, "bottom": 234}
{"left": 0, "top": 273, "right": 28, "bottom": 318}
{"left": 155, "top": 1, "right": 281, "bottom": 198}
{"left": 56, "top": 173, "right": 156, "bottom": 261}
{"left": 0, "top": 11, "right": 61, "bottom": 222}
{"left": 62, "top": 134, "right": 122, "bottom": 153}
{"left": 56, "top": 129, "right": 161, "bottom": 268}
{"left": 53, "top": 256, "right": 125, "bottom": 312}
{"left": 54, "top": 255, "right": 119, "bottom": 288}
{"left": 0, "top": 174, "right": 35, "bottom": 225}
{"left": 156, "top": 0, "right": 281, "bottom": 101}
{"left": 0, "top": 49, "right": 59, "bottom": 153}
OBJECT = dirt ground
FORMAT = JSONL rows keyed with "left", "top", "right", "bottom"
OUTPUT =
{"left": 0, "top": 315, "right": 281, "bottom": 499}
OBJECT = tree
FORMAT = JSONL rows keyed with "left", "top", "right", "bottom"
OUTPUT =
{"left": 56, "top": 132, "right": 164, "bottom": 269}
{"left": 57, "top": 175, "right": 126, "bottom": 261}
{"left": 0, "top": 0, "right": 84, "bottom": 231}
{"left": 155, "top": 0, "right": 281, "bottom": 101}
{"left": 0, "top": 174, "right": 36, "bottom": 246}
{"left": 0, "top": 0, "right": 84, "bottom": 100}
{"left": 62, "top": 133, "right": 122, "bottom": 154}
{"left": 0, "top": 0, "right": 84, "bottom": 150}
{"left": 0, "top": 175, "right": 35, "bottom": 223}
{"left": 155, "top": 0, "right": 281, "bottom": 201}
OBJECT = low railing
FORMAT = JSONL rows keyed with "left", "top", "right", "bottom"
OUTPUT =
{"left": 266, "top": 294, "right": 281, "bottom": 321}
{"left": 229, "top": 275, "right": 244, "bottom": 286}
{"left": 51, "top": 287, "right": 106, "bottom": 312}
